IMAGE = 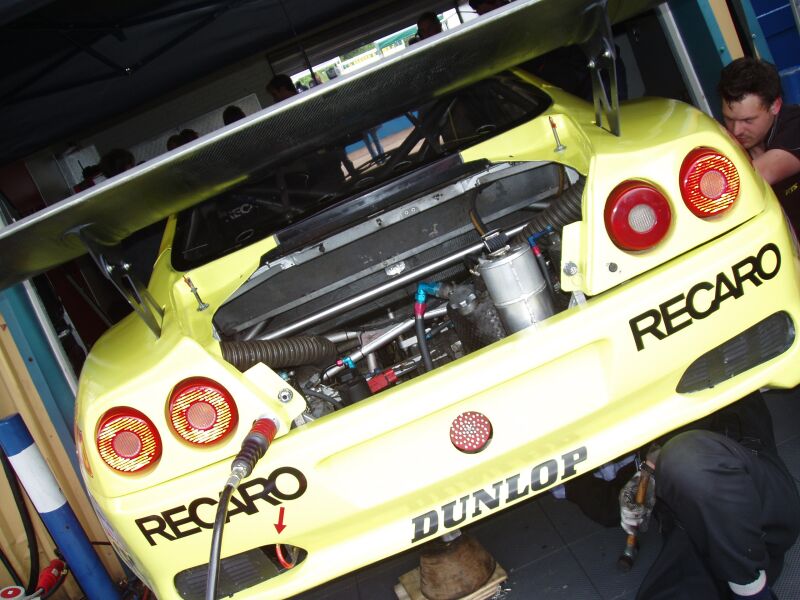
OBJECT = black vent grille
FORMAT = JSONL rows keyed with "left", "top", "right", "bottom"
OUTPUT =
{"left": 677, "top": 312, "right": 795, "bottom": 393}
{"left": 174, "top": 548, "right": 279, "bottom": 600}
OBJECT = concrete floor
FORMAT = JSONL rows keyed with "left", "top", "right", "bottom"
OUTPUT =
{"left": 291, "top": 389, "right": 800, "bottom": 599}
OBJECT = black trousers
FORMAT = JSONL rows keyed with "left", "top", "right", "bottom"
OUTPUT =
{"left": 637, "top": 430, "right": 800, "bottom": 599}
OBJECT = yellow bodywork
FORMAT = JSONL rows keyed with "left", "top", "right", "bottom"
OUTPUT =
{"left": 76, "top": 78, "right": 800, "bottom": 599}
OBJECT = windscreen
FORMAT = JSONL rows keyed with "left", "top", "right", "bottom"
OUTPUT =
{"left": 172, "top": 72, "right": 551, "bottom": 271}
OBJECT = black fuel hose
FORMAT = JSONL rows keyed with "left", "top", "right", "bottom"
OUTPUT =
{"left": 534, "top": 247, "right": 556, "bottom": 298}
{"left": 206, "top": 484, "right": 235, "bottom": 600}
{"left": 415, "top": 316, "right": 434, "bottom": 372}
{"left": 1, "top": 447, "right": 38, "bottom": 594}
{"left": 206, "top": 419, "right": 276, "bottom": 600}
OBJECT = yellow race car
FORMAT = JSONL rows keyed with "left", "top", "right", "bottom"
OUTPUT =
{"left": 1, "top": 1, "right": 799, "bottom": 599}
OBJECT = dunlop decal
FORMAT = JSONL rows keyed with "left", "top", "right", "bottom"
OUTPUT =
{"left": 411, "top": 446, "right": 587, "bottom": 543}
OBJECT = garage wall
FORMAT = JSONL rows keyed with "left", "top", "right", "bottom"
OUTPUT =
{"left": 0, "top": 312, "right": 124, "bottom": 598}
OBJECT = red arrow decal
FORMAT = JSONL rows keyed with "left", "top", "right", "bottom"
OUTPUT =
{"left": 274, "top": 506, "right": 286, "bottom": 534}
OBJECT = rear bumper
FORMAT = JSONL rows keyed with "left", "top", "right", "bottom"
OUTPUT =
{"left": 90, "top": 200, "right": 800, "bottom": 600}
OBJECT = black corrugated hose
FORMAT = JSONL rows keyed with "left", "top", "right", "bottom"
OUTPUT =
{"left": 519, "top": 176, "right": 585, "bottom": 242}
{"left": 221, "top": 336, "right": 338, "bottom": 371}
{"left": 1, "top": 447, "right": 39, "bottom": 594}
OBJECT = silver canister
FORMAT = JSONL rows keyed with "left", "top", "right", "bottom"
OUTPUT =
{"left": 477, "top": 244, "right": 554, "bottom": 333}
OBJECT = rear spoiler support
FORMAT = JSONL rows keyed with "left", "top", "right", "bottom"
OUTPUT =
{"left": 580, "top": 1, "right": 621, "bottom": 136}
{"left": 76, "top": 228, "right": 164, "bottom": 338}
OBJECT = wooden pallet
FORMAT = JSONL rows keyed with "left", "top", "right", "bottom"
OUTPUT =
{"left": 394, "top": 562, "right": 507, "bottom": 600}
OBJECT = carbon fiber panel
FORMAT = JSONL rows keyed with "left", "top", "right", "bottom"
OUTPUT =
{"left": 0, "top": 0, "right": 660, "bottom": 289}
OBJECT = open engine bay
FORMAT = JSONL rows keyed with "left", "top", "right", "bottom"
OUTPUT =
{"left": 210, "top": 159, "right": 582, "bottom": 423}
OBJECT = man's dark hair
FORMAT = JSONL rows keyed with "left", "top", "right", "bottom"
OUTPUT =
{"left": 81, "top": 163, "right": 103, "bottom": 180}
{"left": 469, "top": 0, "right": 504, "bottom": 13}
{"left": 166, "top": 134, "right": 183, "bottom": 151}
{"left": 417, "top": 11, "right": 440, "bottom": 29}
{"left": 179, "top": 128, "right": 199, "bottom": 144}
{"left": 99, "top": 148, "right": 135, "bottom": 178}
{"left": 718, "top": 57, "right": 782, "bottom": 107}
{"left": 267, "top": 74, "right": 295, "bottom": 94}
{"left": 223, "top": 105, "right": 246, "bottom": 125}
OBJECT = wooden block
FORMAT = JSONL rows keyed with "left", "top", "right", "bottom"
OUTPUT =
{"left": 395, "top": 562, "right": 507, "bottom": 600}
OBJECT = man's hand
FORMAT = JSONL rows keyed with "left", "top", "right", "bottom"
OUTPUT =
{"left": 619, "top": 470, "right": 656, "bottom": 535}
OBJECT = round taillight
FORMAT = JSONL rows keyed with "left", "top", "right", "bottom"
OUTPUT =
{"left": 680, "top": 148, "right": 739, "bottom": 217}
{"left": 604, "top": 180, "right": 672, "bottom": 251}
{"left": 96, "top": 408, "right": 161, "bottom": 473}
{"left": 450, "top": 411, "right": 493, "bottom": 453}
{"left": 168, "top": 377, "right": 238, "bottom": 445}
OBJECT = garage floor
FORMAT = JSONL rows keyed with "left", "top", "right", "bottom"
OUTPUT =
{"left": 291, "top": 389, "right": 800, "bottom": 599}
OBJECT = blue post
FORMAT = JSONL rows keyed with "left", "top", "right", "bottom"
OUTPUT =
{"left": 0, "top": 414, "right": 121, "bottom": 600}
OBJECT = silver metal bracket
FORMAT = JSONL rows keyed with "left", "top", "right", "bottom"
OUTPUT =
{"left": 580, "top": 1, "right": 621, "bottom": 136}
{"left": 74, "top": 227, "right": 164, "bottom": 338}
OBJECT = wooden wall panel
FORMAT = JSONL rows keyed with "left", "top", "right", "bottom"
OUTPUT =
{"left": 0, "top": 314, "right": 125, "bottom": 598}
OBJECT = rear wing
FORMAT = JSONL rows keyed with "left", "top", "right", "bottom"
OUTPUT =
{"left": 0, "top": 0, "right": 661, "bottom": 296}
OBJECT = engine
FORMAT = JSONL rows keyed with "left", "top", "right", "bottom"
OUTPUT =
{"left": 213, "top": 159, "right": 583, "bottom": 424}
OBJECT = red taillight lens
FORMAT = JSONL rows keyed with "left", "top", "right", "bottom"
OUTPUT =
{"left": 680, "top": 148, "right": 739, "bottom": 217}
{"left": 604, "top": 180, "right": 672, "bottom": 251}
{"left": 168, "top": 377, "right": 238, "bottom": 445}
{"left": 96, "top": 408, "right": 161, "bottom": 473}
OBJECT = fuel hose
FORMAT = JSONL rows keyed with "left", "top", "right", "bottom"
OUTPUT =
{"left": 206, "top": 418, "right": 277, "bottom": 600}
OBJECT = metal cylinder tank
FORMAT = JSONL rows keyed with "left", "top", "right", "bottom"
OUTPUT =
{"left": 477, "top": 244, "right": 554, "bottom": 333}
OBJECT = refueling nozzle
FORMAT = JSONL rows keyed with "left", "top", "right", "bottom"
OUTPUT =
{"left": 228, "top": 417, "right": 278, "bottom": 487}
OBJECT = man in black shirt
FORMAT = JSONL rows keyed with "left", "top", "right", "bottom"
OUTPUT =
{"left": 718, "top": 57, "right": 800, "bottom": 229}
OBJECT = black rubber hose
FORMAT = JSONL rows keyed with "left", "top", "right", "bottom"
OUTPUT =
{"left": 415, "top": 316, "right": 434, "bottom": 372}
{"left": 1, "top": 448, "right": 38, "bottom": 594}
{"left": 206, "top": 484, "right": 235, "bottom": 600}
{"left": 535, "top": 249, "right": 556, "bottom": 298}
{"left": 221, "top": 336, "right": 338, "bottom": 371}
{"left": 519, "top": 176, "right": 585, "bottom": 242}
{"left": 0, "top": 545, "right": 23, "bottom": 588}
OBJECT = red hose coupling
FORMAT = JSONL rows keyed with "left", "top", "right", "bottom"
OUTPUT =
{"left": 37, "top": 559, "right": 66, "bottom": 594}
{"left": 414, "top": 302, "right": 427, "bottom": 318}
{"left": 250, "top": 418, "right": 278, "bottom": 445}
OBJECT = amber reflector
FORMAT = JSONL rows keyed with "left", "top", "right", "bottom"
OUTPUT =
{"left": 450, "top": 411, "right": 493, "bottom": 453}
{"left": 96, "top": 407, "right": 161, "bottom": 473}
{"left": 680, "top": 148, "right": 740, "bottom": 217}
{"left": 169, "top": 377, "right": 238, "bottom": 445}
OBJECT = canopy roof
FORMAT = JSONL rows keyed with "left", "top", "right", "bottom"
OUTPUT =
{"left": 0, "top": 0, "right": 445, "bottom": 164}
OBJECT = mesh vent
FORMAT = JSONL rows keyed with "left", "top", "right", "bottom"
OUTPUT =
{"left": 174, "top": 548, "right": 279, "bottom": 600}
{"left": 677, "top": 312, "right": 794, "bottom": 393}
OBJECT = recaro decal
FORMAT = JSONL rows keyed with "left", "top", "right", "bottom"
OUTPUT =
{"left": 630, "top": 243, "right": 781, "bottom": 351}
{"left": 411, "top": 446, "right": 587, "bottom": 543}
{"left": 135, "top": 466, "right": 306, "bottom": 546}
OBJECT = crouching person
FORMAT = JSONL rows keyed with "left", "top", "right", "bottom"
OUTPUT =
{"left": 622, "top": 391, "right": 800, "bottom": 599}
